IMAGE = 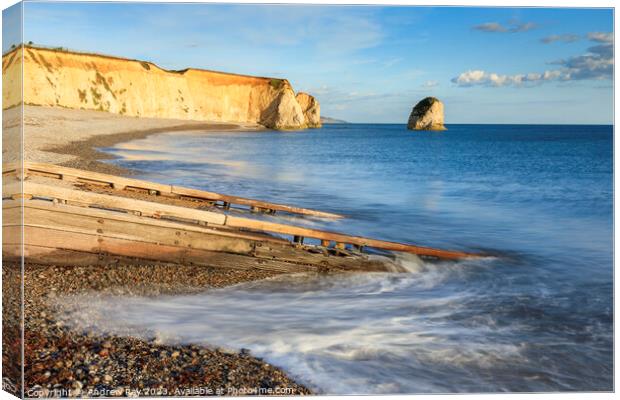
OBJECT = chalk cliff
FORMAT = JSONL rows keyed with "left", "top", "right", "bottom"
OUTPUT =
{"left": 2, "top": 46, "right": 320, "bottom": 130}
{"left": 260, "top": 87, "right": 306, "bottom": 130}
{"left": 296, "top": 92, "right": 321, "bottom": 128}
{"left": 407, "top": 97, "right": 446, "bottom": 131}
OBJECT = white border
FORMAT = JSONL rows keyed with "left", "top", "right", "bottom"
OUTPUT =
{"left": 0, "top": 1, "right": 616, "bottom": 400}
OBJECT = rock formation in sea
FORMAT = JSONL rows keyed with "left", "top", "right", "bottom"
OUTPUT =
{"left": 407, "top": 97, "right": 446, "bottom": 131}
{"left": 260, "top": 87, "right": 306, "bottom": 130}
{"left": 295, "top": 92, "right": 321, "bottom": 128}
{"left": 2, "top": 45, "right": 320, "bottom": 130}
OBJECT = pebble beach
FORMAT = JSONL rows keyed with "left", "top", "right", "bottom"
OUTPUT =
{"left": 2, "top": 105, "right": 310, "bottom": 397}
{"left": 3, "top": 263, "right": 311, "bottom": 397}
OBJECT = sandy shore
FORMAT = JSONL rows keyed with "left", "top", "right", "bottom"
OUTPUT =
{"left": 3, "top": 105, "right": 262, "bottom": 175}
{"left": 2, "top": 105, "right": 313, "bottom": 396}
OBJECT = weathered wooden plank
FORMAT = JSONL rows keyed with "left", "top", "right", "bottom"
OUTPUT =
{"left": 2, "top": 244, "right": 25, "bottom": 261}
{"left": 2, "top": 167, "right": 17, "bottom": 177}
{"left": 2, "top": 227, "right": 21, "bottom": 255}
{"left": 171, "top": 185, "right": 342, "bottom": 219}
{"left": 4, "top": 199, "right": 288, "bottom": 245}
{"left": 22, "top": 162, "right": 174, "bottom": 193}
{"left": 20, "top": 203, "right": 254, "bottom": 255}
{"left": 225, "top": 215, "right": 475, "bottom": 260}
{"left": 252, "top": 242, "right": 399, "bottom": 271}
{"left": 5, "top": 181, "right": 479, "bottom": 259}
{"left": 4, "top": 244, "right": 116, "bottom": 266}
{"left": 2, "top": 163, "right": 21, "bottom": 180}
{"left": 4, "top": 225, "right": 325, "bottom": 273}
{"left": 19, "top": 181, "right": 228, "bottom": 225}
{"left": 5, "top": 200, "right": 401, "bottom": 271}
{"left": 3, "top": 180, "right": 20, "bottom": 197}
{"left": 15, "top": 162, "right": 343, "bottom": 219}
{"left": 2, "top": 201, "right": 21, "bottom": 224}
{"left": 2, "top": 175, "right": 21, "bottom": 201}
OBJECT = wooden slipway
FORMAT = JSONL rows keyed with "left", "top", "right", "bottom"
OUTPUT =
{"left": 3, "top": 162, "right": 480, "bottom": 272}
{"left": 5, "top": 162, "right": 344, "bottom": 219}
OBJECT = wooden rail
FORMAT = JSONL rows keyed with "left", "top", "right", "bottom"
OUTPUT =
{"left": 5, "top": 179, "right": 481, "bottom": 260}
{"left": 3, "top": 200, "right": 394, "bottom": 273}
{"left": 3, "top": 162, "right": 343, "bottom": 219}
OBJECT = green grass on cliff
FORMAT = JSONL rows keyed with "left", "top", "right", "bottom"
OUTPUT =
{"left": 269, "top": 78, "right": 284, "bottom": 90}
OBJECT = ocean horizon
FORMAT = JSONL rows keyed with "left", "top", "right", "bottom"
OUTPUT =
{"left": 325, "top": 122, "right": 613, "bottom": 126}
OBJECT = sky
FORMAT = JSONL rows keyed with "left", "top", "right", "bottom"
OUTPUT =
{"left": 4, "top": 2, "right": 615, "bottom": 124}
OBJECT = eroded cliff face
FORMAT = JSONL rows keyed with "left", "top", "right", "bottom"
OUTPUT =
{"left": 2, "top": 46, "right": 320, "bottom": 130}
{"left": 260, "top": 87, "right": 306, "bottom": 130}
{"left": 296, "top": 92, "right": 321, "bottom": 128}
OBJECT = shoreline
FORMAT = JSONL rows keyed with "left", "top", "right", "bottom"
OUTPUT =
{"left": 49, "top": 121, "right": 263, "bottom": 176}
{"left": 2, "top": 105, "right": 314, "bottom": 396}
{"left": 4, "top": 262, "right": 313, "bottom": 397}
{"left": 7, "top": 105, "right": 264, "bottom": 176}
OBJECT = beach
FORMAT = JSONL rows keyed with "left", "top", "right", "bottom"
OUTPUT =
{"left": 4, "top": 105, "right": 262, "bottom": 174}
{"left": 3, "top": 105, "right": 311, "bottom": 397}
{"left": 4, "top": 263, "right": 310, "bottom": 398}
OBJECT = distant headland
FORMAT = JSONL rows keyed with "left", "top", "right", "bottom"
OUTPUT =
{"left": 320, "top": 116, "right": 348, "bottom": 124}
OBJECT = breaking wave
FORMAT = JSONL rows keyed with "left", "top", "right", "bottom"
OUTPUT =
{"left": 55, "top": 254, "right": 611, "bottom": 394}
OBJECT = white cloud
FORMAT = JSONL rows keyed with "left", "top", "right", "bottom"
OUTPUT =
{"left": 511, "top": 22, "right": 538, "bottom": 33}
{"left": 587, "top": 32, "right": 613, "bottom": 43}
{"left": 541, "top": 34, "right": 580, "bottom": 44}
{"left": 452, "top": 31, "right": 613, "bottom": 87}
{"left": 472, "top": 21, "right": 538, "bottom": 33}
{"left": 473, "top": 22, "right": 507, "bottom": 33}
{"left": 420, "top": 80, "right": 439, "bottom": 88}
{"left": 451, "top": 69, "right": 571, "bottom": 87}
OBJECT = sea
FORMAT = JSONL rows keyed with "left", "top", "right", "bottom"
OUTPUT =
{"left": 66, "top": 124, "right": 614, "bottom": 393}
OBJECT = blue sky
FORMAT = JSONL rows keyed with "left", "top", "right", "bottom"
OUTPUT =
{"left": 7, "top": 2, "right": 615, "bottom": 124}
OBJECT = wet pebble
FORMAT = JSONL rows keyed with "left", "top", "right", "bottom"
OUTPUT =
{"left": 10, "top": 263, "right": 310, "bottom": 397}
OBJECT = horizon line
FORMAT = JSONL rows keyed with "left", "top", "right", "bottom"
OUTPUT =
{"left": 330, "top": 122, "right": 613, "bottom": 126}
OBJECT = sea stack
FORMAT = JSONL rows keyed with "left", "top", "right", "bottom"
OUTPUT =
{"left": 407, "top": 97, "right": 446, "bottom": 131}
{"left": 296, "top": 92, "right": 322, "bottom": 128}
{"left": 260, "top": 87, "right": 307, "bottom": 130}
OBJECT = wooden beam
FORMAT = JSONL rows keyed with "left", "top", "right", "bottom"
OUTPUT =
{"left": 8, "top": 201, "right": 276, "bottom": 255}
{"left": 16, "top": 180, "right": 227, "bottom": 225}
{"left": 3, "top": 226, "right": 316, "bottom": 273}
{"left": 224, "top": 215, "right": 477, "bottom": 260}
{"left": 4, "top": 201, "right": 402, "bottom": 272}
{"left": 5, "top": 175, "right": 482, "bottom": 260}
{"left": 4, "top": 199, "right": 288, "bottom": 245}
{"left": 172, "top": 185, "right": 339, "bottom": 218}
{"left": 4, "top": 225, "right": 400, "bottom": 273}
{"left": 9, "top": 162, "right": 344, "bottom": 219}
